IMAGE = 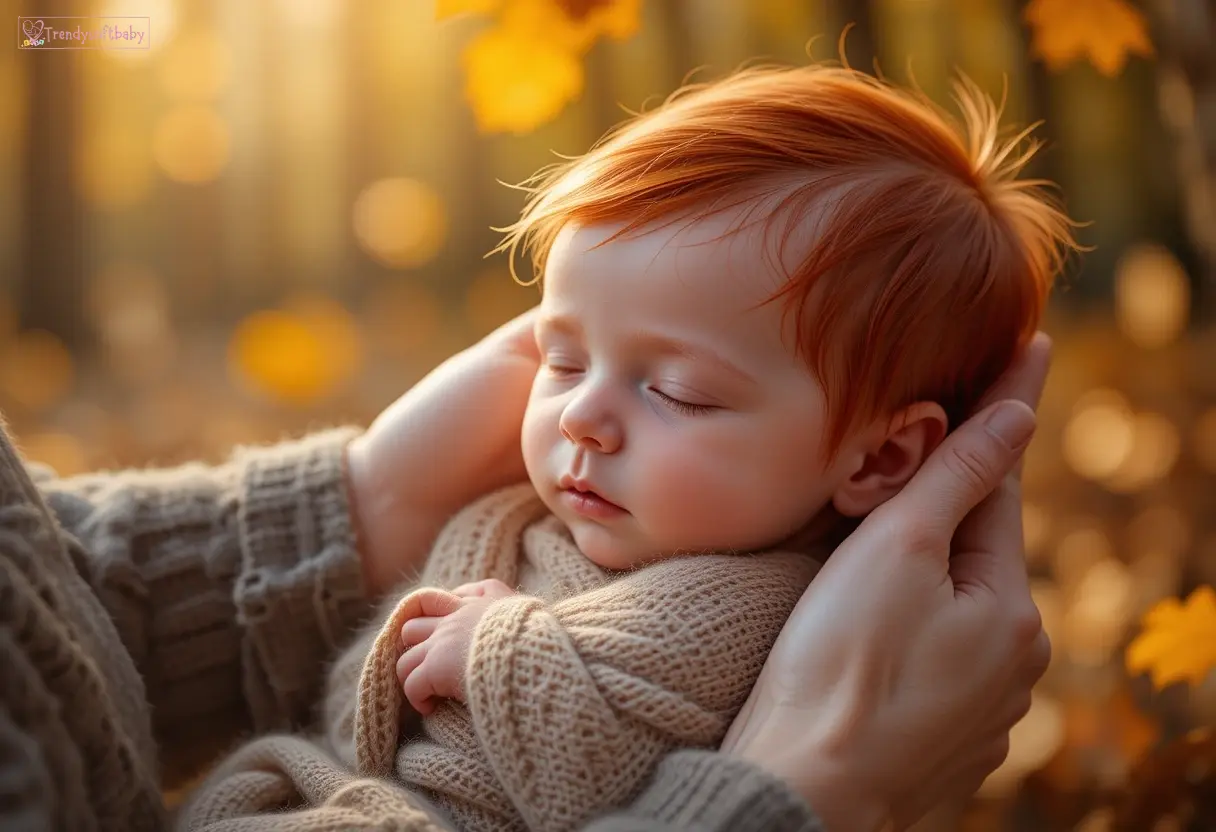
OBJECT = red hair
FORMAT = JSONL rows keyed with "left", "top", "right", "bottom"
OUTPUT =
{"left": 492, "top": 62, "right": 1080, "bottom": 460}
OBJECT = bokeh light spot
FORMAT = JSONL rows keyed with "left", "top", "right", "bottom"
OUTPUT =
{"left": 1114, "top": 243, "right": 1190, "bottom": 349}
{"left": 352, "top": 178, "right": 447, "bottom": 270}
{"left": 1063, "top": 390, "right": 1135, "bottom": 480}
{"left": 153, "top": 106, "right": 231, "bottom": 184}
{"left": 228, "top": 297, "right": 362, "bottom": 406}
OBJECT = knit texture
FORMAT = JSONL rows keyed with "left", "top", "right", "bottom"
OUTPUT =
{"left": 182, "top": 483, "right": 824, "bottom": 832}
{"left": 581, "top": 750, "right": 826, "bottom": 832}
{"left": 0, "top": 414, "right": 829, "bottom": 832}
{"left": 0, "top": 417, "right": 372, "bottom": 830}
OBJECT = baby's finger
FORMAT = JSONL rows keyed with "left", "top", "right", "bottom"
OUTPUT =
{"left": 396, "top": 642, "right": 428, "bottom": 687}
{"left": 402, "top": 661, "right": 439, "bottom": 716}
{"left": 397, "top": 587, "right": 462, "bottom": 621}
{"left": 451, "top": 582, "right": 486, "bottom": 597}
{"left": 401, "top": 616, "right": 442, "bottom": 649}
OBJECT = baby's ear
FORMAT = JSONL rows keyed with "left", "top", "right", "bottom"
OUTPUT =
{"left": 830, "top": 402, "right": 948, "bottom": 518}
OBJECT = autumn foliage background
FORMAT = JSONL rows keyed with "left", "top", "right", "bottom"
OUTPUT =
{"left": 3, "top": 0, "right": 1216, "bottom": 830}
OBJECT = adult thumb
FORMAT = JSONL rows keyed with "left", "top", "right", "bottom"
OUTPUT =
{"left": 878, "top": 400, "right": 1036, "bottom": 548}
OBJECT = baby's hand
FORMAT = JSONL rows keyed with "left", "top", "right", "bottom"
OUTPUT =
{"left": 395, "top": 579, "right": 517, "bottom": 715}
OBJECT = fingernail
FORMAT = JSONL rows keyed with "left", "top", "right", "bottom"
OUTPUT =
{"left": 985, "top": 402, "right": 1036, "bottom": 449}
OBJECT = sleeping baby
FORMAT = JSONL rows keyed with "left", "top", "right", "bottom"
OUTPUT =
{"left": 179, "top": 61, "right": 1076, "bottom": 832}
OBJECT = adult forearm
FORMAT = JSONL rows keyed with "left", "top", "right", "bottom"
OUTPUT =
{"left": 34, "top": 429, "right": 375, "bottom": 779}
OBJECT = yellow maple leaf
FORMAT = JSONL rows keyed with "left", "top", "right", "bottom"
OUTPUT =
{"left": 462, "top": 23, "right": 585, "bottom": 134}
{"left": 563, "top": 0, "right": 642, "bottom": 41}
{"left": 436, "top": 0, "right": 503, "bottom": 20}
{"left": 499, "top": 0, "right": 639, "bottom": 55}
{"left": 1023, "top": 0, "right": 1154, "bottom": 77}
{"left": 1126, "top": 585, "right": 1216, "bottom": 690}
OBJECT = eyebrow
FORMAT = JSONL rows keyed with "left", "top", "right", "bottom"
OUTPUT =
{"left": 537, "top": 313, "right": 758, "bottom": 388}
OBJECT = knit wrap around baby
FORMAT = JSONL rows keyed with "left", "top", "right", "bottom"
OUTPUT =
{"left": 182, "top": 483, "right": 823, "bottom": 832}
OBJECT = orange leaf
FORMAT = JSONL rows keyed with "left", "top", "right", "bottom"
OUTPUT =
{"left": 1126, "top": 585, "right": 1216, "bottom": 690}
{"left": 1023, "top": 0, "right": 1154, "bottom": 77}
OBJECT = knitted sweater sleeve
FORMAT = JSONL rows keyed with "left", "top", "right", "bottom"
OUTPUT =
{"left": 582, "top": 751, "right": 826, "bottom": 832}
{"left": 31, "top": 428, "right": 374, "bottom": 779}
{"left": 464, "top": 551, "right": 821, "bottom": 832}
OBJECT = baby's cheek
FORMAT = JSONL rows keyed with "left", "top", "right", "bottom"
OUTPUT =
{"left": 520, "top": 405, "right": 557, "bottom": 479}
{"left": 641, "top": 444, "right": 764, "bottom": 539}
{"left": 644, "top": 434, "right": 825, "bottom": 550}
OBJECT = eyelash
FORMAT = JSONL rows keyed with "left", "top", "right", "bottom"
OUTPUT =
{"left": 545, "top": 364, "right": 715, "bottom": 417}
{"left": 651, "top": 388, "right": 715, "bottom": 416}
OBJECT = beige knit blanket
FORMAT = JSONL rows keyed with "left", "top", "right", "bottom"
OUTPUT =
{"left": 179, "top": 484, "right": 822, "bottom": 832}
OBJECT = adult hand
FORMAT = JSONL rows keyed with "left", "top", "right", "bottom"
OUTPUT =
{"left": 345, "top": 306, "right": 540, "bottom": 596}
{"left": 720, "top": 333, "right": 1053, "bottom": 832}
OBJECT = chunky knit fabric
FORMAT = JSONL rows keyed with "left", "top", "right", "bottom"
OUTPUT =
{"left": 182, "top": 483, "right": 824, "bottom": 832}
{"left": 0, "top": 413, "right": 827, "bottom": 832}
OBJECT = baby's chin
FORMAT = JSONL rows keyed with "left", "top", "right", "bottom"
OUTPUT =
{"left": 566, "top": 522, "right": 643, "bottom": 572}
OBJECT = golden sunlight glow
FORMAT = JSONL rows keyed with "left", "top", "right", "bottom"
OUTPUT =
{"left": 77, "top": 122, "right": 154, "bottom": 209}
{"left": 363, "top": 282, "right": 445, "bottom": 360}
{"left": 463, "top": 24, "right": 585, "bottom": 134}
{"left": 979, "top": 693, "right": 1066, "bottom": 798}
{"left": 1053, "top": 523, "right": 1113, "bottom": 595}
{"left": 1114, "top": 244, "right": 1190, "bottom": 349}
{"left": 1062, "top": 390, "right": 1135, "bottom": 481}
{"left": 88, "top": 263, "right": 177, "bottom": 386}
{"left": 275, "top": 0, "right": 342, "bottom": 29}
{"left": 153, "top": 106, "right": 232, "bottom": 184}
{"left": 0, "top": 330, "right": 75, "bottom": 411}
{"left": 352, "top": 178, "right": 448, "bottom": 270}
{"left": 14, "top": 431, "right": 88, "bottom": 476}
{"left": 97, "top": 0, "right": 176, "bottom": 60}
{"left": 283, "top": 292, "right": 365, "bottom": 387}
{"left": 1023, "top": 502, "right": 1052, "bottom": 564}
{"left": 464, "top": 268, "right": 539, "bottom": 337}
{"left": 159, "top": 30, "right": 232, "bottom": 102}
{"left": 1103, "top": 411, "right": 1180, "bottom": 493}
{"left": 227, "top": 297, "right": 362, "bottom": 406}
{"left": 1195, "top": 408, "right": 1216, "bottom": 473}
{"left": 1065, "top": 557, "right": 1135, "bottom": 666}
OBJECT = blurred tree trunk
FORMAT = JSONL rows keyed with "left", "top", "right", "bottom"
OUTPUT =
{"left": 835, "top": 0, "right": 878, "bottom": 71}
{"left": 1148, "top": 0, "right": 1216, "bottom": 318}
{"left": 656, "top": 0, "right": 694, "bottom": 89}
{"left": 19, "top": 0, "right": 87, "bottom": 349}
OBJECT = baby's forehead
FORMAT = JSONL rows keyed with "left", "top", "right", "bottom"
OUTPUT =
{"left": 543, "top": 216, "right": 809, "bottom": 364}
{"left": 549, "top": 201, "right": 809, "bottom": 303}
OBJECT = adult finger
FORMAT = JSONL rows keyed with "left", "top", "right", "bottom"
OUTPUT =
{"left": 874, "top": 400, "right": 1036, "bottom": 554}
{"left": 950, "top": 476, "right": 1029, "bottom": 592}
{"left": 973, "top": 333, "right": 1053, "bottom": 416}
{"left": 974, "top": 333, "right": 1052, "bottom": 479}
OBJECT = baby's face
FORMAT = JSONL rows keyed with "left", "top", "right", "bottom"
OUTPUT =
{"left": 521, "top": 212, "right": 855, "bottom": 570}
